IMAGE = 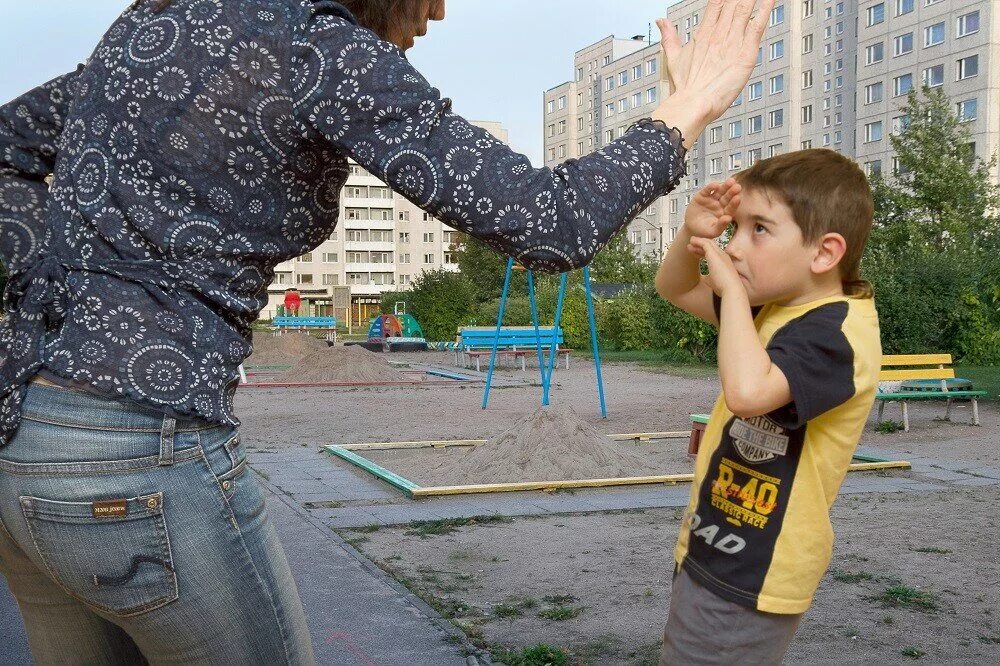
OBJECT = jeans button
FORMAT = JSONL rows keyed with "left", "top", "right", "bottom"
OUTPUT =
{"left": 222, "top": 480, "right": 232, "bottom": 491}
{"left": 146, "top": 498, "right": 158, "bottom": 510}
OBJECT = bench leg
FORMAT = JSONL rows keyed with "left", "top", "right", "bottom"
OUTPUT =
{"left": 877, "top": 401, "right": 885, "bottom": 422}
{"left": 944, "top": 398, "right": 952, "bottom": 421}
{"left": 565, "top": 352, "right": 569, "bottom": 370}
{"left": 972, "top": 398, "right": 980, "bottom": 426}
{"left": 521, "top": 356, "right": 526, "bottom": 372}
{"left": 902, "top": 401, "right": 909, "bottom": 432}
{"left": 476, "top": 357, "right": 481, "bottom": 373}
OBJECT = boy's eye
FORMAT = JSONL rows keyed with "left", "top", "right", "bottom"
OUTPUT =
{"left": 754, "top": 223, "right": 767, "bottom": 234}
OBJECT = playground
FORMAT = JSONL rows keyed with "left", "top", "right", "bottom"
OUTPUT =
{"left": 235, "top": 351, "right": 1000, "bottom": 664}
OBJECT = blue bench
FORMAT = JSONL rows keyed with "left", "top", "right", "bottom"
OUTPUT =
{"left": 457, "top": 326, "right": 570, "bottom": 372}
{"left": 272, "top": 316, "right": 338, "bottom": 341}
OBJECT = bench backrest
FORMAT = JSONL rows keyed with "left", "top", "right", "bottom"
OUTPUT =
{"left": 273, "top": 316, "right": 337, "bottom": 328}
{"left": 459, "top": 326, "right": 565, "bottom": 348}
{"left": 879, "top": 353, "right": 954, "bottom": 389}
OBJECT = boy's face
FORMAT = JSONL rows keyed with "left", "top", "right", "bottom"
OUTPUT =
{"left": 722, "top": 188, "right": 817, "bottom": 306}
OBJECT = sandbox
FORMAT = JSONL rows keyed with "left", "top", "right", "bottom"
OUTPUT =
{"left": 325, "top": 406, "right": 912, "bottom": 497}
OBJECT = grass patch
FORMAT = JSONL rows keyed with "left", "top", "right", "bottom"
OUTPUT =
{"left": 542, "top": 594, "right": 578, "bottom": 604}
{"left": 871, "top": 585, "right": 940, "bottom": 612}
{"left": 490, "top": 644, "right": 569, "bottom": 666}
{"left": 405, "top": 515, "right": 513, "bottom": 538}
{"left": 901, "top": 647, "right": 925, "bottom": 659}
{"left": 875, "top": 420, "right": 905, "bottom": 434}
{"left": 831, "top": 569, "right": 873, "bottom": 584}
{"left": 538, "top": 605, "right": 585, "bottom": 621}
{"left": 578, "top": 349, "right": 716, "bottom": 377}
{"left": 911, "top": 547, "right": 951, "bottom": 554}
{"left": 494, "top": 602, "right": 524, "bottom": 618}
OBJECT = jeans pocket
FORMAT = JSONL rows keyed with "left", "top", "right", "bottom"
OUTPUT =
{"left": 205, "top": 432, "right": 247, "bottom": 502}
{"left": 19, "top": 491, "right": 179, "bottom": 617}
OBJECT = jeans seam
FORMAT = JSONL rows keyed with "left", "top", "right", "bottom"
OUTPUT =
{"left": 0, "top": 447, "right": 202, "bottom": 476}
{"left": 19, "top": 415, "right": 215, "bottom": 433}
{"left": 19, "top": 495, "right": 179, "bottom": 618}
{"left": 197, "top": 440, "right": 294, "bottom": 663}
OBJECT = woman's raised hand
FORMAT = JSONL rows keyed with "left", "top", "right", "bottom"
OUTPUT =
{"left": 651, "top": 0, "right": 774, "bottom": 143}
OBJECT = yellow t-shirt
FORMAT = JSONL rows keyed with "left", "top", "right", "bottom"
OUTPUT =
{"left": 674, "top": 294, "right": 882, "bottom": 614}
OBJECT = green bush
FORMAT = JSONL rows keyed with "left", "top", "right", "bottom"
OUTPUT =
{"left": 648, "top": 288, "right": 718, "bottom": 361}
{"left": 406, "top": 269, "right": 475, "bottom": 341}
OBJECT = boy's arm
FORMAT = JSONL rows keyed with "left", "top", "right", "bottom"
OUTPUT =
{"left": 654, "top": 224, "right": 719, "bottom": 327}
{"left": 688, "top": 237, "right": 793, "bottom": 419}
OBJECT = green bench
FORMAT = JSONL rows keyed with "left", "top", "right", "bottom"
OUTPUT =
{"left": 876, "top": 354, "right": 986, "bottom": 432}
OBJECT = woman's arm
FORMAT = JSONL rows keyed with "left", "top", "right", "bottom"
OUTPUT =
{"left": 0, "top": 67, "right": 82, "bottom": 271}
{"left": 293, "top": 4, "right": 709, "bottom": 273}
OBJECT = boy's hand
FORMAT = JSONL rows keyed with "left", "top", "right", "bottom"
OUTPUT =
{"left": 684, "top": 179, "right": 741, "bottom": 239}
{"left": 687, "top": 236, "right": 745, "bottom": 298}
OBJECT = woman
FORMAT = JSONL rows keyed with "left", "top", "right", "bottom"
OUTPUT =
{"left": 0, "top": 0, "right": 771, "bottom": 662}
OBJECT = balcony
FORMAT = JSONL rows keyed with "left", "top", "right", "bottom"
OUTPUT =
{"left": 344, "top": 241, "right": 394, "bottom": 253}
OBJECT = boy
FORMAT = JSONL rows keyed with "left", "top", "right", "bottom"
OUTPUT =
{"left": 654, "top": 148, "right": 882, "bottom": 664}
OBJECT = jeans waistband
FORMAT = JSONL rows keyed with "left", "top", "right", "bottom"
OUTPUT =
{"left": 20, "top": 381, "right": 216, "bottom": 433}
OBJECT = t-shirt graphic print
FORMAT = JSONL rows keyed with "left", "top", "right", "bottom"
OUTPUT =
{"left": 674, "top": 294, "right": 882, "bottom": 614}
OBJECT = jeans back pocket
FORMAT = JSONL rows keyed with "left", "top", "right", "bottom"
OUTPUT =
{"left": 20, "top": 491, "right": 179, "bottom": 617}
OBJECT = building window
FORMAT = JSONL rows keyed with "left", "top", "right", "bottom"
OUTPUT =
{"left": 895, "top": 33, "right": 913, "bottom": 57}
{"left": 398, "top": 211, "right": 409, "bottom": 221}
{"left": 767, "top": 144, "right": 781, "bottom": 158}
{"left": 865, "top": 160, "right": 882, "bottom": 177}
{"left": 729, "top": 152, "right": 742, "bottom": 170}
{"left": 400, "top": 252, "right": 410, "bottom": 263}
{"left": 893, "top": 73, "right": 912, "bottom": 96}
{"left": 558, "top": 95, "right": 566, "bottom": 109}
{"left": 729, "top": 120, "right": 742, "bottom": 139}
{"left": 605, "top": 103, "right": 614, "bottom": 118}
{"left": 957, "top": 99, "right": 977, "bottom": 122}
{"left": 605, "top": 76, "right": 614, "bottom": 91}
{"left": 866, "top": 43, "right": 884, "bottom": 66}
{"left": 768, "top": 40, "right": 784, "bottom": 61}
{"left": 803, "top": 0, "right": 814, "bottom": 18}
{"left": 864, "top": 81, "right": 884, "bottom": 104}
{"left": 323, "top": 252, "right": 339, "bottom": 263}
{"left": 769, "top": 74, "right": 784, "bottom": 95}
{"left": 619, "top": 98, "right": 628, "bottom": 113}
{"left": 710, "top": 126, "right": 721, "bottom": 143}
{"left": 632, "top": 92, "right": 642, "bottom": 108}
{"left": 645, "top": 59, "right": 657, "bottom": 75}
{"left": 618, "top": 71, "right": 628, "bottom": 86}
{"left": 296, "top": 274, "right": 313, "bottom": 285}
{"left": 801, "top": 104, "right": 813, "bottom": 123}
{"left": 747, "top": 147, "right": 762, "bottom": 166}
{"left": 957, "top": 55, "right": 978, "bottom": 80}
{"left": 864, "top": 121, "right": 883, "bottom": 143}
{"left": 709, "top": 157, "right": 722, "bottom": 175}
{"left": 768, "top": 108, "right": 783, "bottom": 129}
{"left": 802, "top": 33, "right": 813, "bottom": 54}
{"left": 605, "top": 129, "right": 613, "bottom": 144}
{"left": 547, "top": 100, "right": 554, "bottom": 114}
{"left": 891, "top": 114, "right": 910, "bottom": 135}
{"left": 748, "top": 115, "right": 762, "bottom": 134}
{"left": 896, "top": 0, "right": 913, "bottom": 16}
{"left": 769, "top": 4, "right": 784, "bottom": 25}
{"left": 322, "top": 274, "right": 339, "bottom": 286}
{"left": 957, "top": 11, "right": 980, "bottom": 38}
{"left": 633, "top": 64, "right": 642, "bottom": 79}
{"left": 647, "top": 87, "right": 658, "bottom": 104}
{"left": 867, "top": 3, "right": 884, "bottom": 26}
{"left": 399, "top": 232, "right": 410, "bottom": 243}
{"left": 297, "top": 253, "right": 313, "bottom": 262}
{"left": 748, "top": 81, "right": 763, "bottom": 101}
{"left": 423, "top": 232, "right": 434, "bottom": 243}
{"left": 802, "top": 69, "right": 813, "bottom": 89}
{"left": 423, "top": 254, "right": 434, "bottom": 264}
{"left": 924, "top": 22, "right": 944, "bottom": 48}
{"left": 922, "top": 64, "right": 944, "bottom": 87}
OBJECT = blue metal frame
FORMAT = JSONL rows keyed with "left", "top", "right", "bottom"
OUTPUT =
{"left": 481, "top": 260, "right": 607, "bottom": 417}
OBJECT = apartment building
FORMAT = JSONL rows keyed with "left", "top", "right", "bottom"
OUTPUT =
{"left": 262, "top": 121, "right": 510, "bottom": 324}
{"left": 544, "top": 0, "right": 994, "bottom": 254}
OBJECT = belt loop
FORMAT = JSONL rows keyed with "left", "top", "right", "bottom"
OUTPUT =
{"left": 159, "top": 416, "right": 176, "bottom": 466}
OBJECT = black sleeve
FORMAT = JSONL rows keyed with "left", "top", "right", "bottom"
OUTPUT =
{"left": 712, "top": 292, "right": 763, "bottom": 322}
{"left": 293, "top": 4, "right": 688, "bottom": 274}
{"left": 764, "top": 301, "right": 855, "bottom": 430}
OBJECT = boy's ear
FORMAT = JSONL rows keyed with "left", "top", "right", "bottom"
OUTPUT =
{"left": 811, "top": 232, "right": 847, "bottom": 276}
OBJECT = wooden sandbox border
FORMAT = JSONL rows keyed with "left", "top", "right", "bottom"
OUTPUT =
{"left": 324, "top": 435, "right": 912, "bottom": 498}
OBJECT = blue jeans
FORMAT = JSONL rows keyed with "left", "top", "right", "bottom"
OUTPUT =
{"left": 0, "top": 381, "right": 315, "bottom": 665}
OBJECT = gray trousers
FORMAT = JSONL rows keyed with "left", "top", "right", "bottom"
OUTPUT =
{"left": 660, "top": 566, "right": 803, "bottom": 665}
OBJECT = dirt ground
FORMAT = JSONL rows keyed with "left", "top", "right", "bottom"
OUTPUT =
{"left": 235, "top": 351, "right": 1000, "bottom": 664}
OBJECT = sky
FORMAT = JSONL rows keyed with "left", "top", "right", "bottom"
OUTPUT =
{"left": 0, "top": 0, "right": 677, "bottom": 165}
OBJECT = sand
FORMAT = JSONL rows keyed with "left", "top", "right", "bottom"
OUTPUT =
{"left": 366, "top": 404, "right": 676, "bottom": 486}
{"left": 248, "top": 333, "right": 405, "bottom": 384}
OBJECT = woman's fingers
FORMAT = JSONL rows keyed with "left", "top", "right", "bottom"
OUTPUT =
{"left": 711, "top": 0, "right": 742, "bottom": 45}
{"left": 742, "top": 0, "right": 774, "bottom": 57}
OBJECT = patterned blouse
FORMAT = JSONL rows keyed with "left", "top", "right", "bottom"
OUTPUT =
{"left": 0, "top": 0, "right": 688, "bottom": 446}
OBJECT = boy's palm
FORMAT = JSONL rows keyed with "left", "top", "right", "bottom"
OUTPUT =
{"left": 685, "top": 179, "right": 741, "bottom": 239}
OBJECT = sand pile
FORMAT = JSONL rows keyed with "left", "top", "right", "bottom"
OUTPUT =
{"left": 248, "top": 333, "right": 328, "bottom": 366}
{"left": 248, "top": 334, "right": 406, "bottom": 383}
{"left": 412, "top": 405, "right": 653, "bottom": 485}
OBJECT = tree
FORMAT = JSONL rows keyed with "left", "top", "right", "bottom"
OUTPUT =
{"left": 588, "top": 229, "right": 658, "bottom": 285}
{"left": 406, "top": 268, "right": 475, "bottom": 341}
{"left": 871, "top": 84, "right": 1000, "bottom": 255}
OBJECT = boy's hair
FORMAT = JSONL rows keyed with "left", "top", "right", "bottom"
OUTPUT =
{"left": 734, "top": 148, "right": 874, "bottom": 298}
